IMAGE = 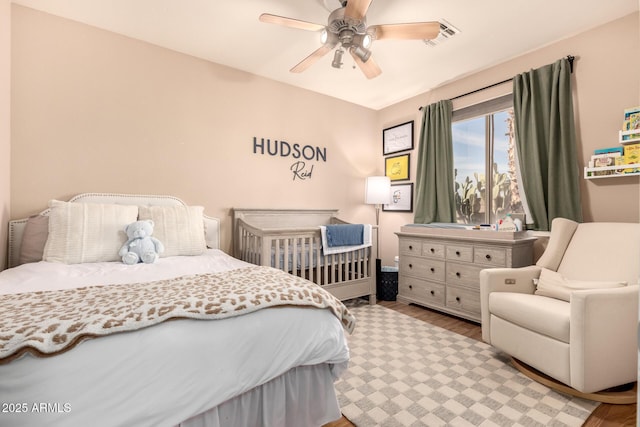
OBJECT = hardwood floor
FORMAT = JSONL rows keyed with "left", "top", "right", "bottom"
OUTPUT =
{"left": 324, "top": 300, "right": 637, "bottom": 427}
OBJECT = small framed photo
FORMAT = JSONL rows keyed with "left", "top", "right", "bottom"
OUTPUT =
{"left": 384, "top": 183, "right": 413, "bottom": 212}
{"left": 385, "top": 153, "right": 410, "bottom": 181}
{"left": 383, "top": 121, "right": 414, "bottom": 155}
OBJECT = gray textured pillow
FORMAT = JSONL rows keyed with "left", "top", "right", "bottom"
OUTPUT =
{"left": 138, "top": 205, "right": 206, "bottom": 257}
{"left": 43, "top": 200, "right": 139, "bottom": 264}
{"left": 18, "top": 214, "right": 49, "bottom": 264}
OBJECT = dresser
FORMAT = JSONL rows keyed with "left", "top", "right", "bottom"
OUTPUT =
{"left": 395, "top": 225, "right": 536, "bottom": 323}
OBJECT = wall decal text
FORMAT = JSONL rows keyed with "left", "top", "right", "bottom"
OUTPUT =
{"left": 253, "top": 137, "right": 326, "bottom": 181}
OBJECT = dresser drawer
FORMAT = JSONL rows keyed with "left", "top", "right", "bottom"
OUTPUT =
{"left": 399, "top": 276, "right": 445, "bottom": 307}
{"left": 474, "top": 246, "right": 507, "bottom": 267}
{"left": 400, "top": 256, "right": 445, "bottom": 282}
{"left": 445, "top": 244, "right": 473, "bottom": 263}
{"left": 399, "top": 239, "right": 423, "bottom": 256}
{"left": 446, "top": 286, "right": 481, "bottom": 317}
{"left": 446, "top": 262, "right": 484, "bottom": 288}
{"left": 421, "top": 240, "right": 445, "bottom": 259}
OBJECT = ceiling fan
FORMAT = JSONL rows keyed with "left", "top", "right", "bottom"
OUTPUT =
{"left": 259, "top": 0, "right": 440, "bottom": 79}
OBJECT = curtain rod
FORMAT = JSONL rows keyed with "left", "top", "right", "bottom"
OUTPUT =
{"left": 419, "top": 55, "right": 575, "bottom": 110}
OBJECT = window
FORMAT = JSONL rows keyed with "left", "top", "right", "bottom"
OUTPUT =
{"left": 452, "top": 95, "right": 525, "bottom": 225}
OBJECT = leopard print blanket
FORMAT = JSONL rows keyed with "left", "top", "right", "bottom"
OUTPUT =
{"left": 0, "top": 266, "right": 356, "bottom": 364}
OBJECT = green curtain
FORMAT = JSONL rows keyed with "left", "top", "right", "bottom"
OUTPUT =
{"left": 414, "top": 99, "right": 456, "bottom": 223}
{"left": 513, "top": 58, "right": 582, "bottom": 231}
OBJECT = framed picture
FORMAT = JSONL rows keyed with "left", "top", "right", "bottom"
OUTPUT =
{"left": 383, "top": 121, "right": 414, "bottom": 155}
{"left": 384, "top": 183, "right": 413, "bottom": 212}
{"left": 385, "top": 153, "right": 410, "bottom": 181}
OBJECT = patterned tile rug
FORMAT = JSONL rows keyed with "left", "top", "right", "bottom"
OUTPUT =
{"left": 335, "top": 303, "right": 599, "bottom": 427}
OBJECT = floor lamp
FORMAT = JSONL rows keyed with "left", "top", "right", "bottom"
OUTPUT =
{"left": 365, "top": 176, "right": 391, "bottom": 260}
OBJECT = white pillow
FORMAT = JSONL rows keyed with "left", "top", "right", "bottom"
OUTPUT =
{"left": 534, "top": 268, "right": 627, "bottom": 302}
{"left": 138, "top": 205, "right": 206, "bottom": 257}
{"left": 43, "top": 200, "right": 139, "bottom": 264}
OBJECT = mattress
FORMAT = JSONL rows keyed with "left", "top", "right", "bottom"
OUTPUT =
{"left": 0, "top": 250, "right": 351, "bottom": 427}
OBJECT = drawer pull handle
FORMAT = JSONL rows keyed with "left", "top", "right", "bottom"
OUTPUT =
{"left": 430, "top": 267, "right": 435, "bottom": 273}
{"left": 409, "top": 263, "right": 413, "bottom": 269}
{"left": 409, "top": 245, "right": 413, "bottom": 250}
{"left": 485, "top": 254, "right": 492, "bottom": 260}
{"left": 430, "top": 290, "right": 435, "bottom": 296}
{"left": 455, "top": 251, "right": 461, "bottom": 256}
{"left": 455, "top": 272, "right": 461, "bottom": 277}
{"left": 455, "top": 296, "right": 461, "bottom": 302}
{"left": 409, "top": 285, "right": 413, "bottom": 290}
{"left": 430, "top": 248, "right": 435, "bottom": 253}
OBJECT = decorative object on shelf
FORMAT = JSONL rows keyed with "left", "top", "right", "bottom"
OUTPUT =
{"left": 383, "top": 183, "right": 413, "bottom": 212}
{"left": 383, "top": 121, "right": 414, "bottom": 155}
{"left": 622, "top": 106, "right": 640, "bottom": 141}
{"left": 385, "top": 153, "right": 410, "bottom": 181}
{"left": 622, "top": 143, "right": 640, "bottom": 174}
{"left": 365, "top": 176, "right": 391, "bottom": 258}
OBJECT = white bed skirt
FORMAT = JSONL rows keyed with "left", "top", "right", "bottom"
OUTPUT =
{"left": 179, "top": 364, "right": 342, "bottom": 427}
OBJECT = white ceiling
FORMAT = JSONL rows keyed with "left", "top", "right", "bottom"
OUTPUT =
{"left": 12, "top": 0, "right": 639, "bottom": 110}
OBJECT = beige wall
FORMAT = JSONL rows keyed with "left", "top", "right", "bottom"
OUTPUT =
{"left": 9, "top": 6, "right": 639, "bottom": 267}
{"left": 10, "top": 6, "right": 379, "bottom": 254}
{"left": 375, "top": 12, "right": 640, "bottom": 265}
{"left": 0, "top": 0, "right": 10, "bottom": 271}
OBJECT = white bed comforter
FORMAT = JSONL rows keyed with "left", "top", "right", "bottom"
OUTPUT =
{"left": 0, "top": 250, "right": 350, "bottom": 427}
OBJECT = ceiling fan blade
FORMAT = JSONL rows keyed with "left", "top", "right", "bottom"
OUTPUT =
{"left": 259, "top": 13, "right": 325, "bottom": 32}
{"left": 370, "top": 22, "right": 441, "bottom": 40}
{"left": 290, "top": 44, "right": 336, "bottom": 73}
{"left": 349, "top": 49, "right": 381, "bottom": 79}
{"left": 344, "top": 0, "right": 372, "bottom": 21}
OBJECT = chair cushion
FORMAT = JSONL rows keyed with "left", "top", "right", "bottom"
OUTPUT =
{"left": 534, "top": 268, "right": 627, "bottom": 301}
{"left": 536, "top": 218, "right": 578, "bottom": 271}
{"left": 558, "top": 222, "right": 640, "bottom": 286}
{"left": 489, "top": 292, "right": 571, "bottom": 343}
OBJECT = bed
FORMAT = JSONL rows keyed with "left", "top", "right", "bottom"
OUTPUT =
{"left": 0, "top": 193, "right": 355, "bottom": 427}
{"left": 232, "top": 209, "right": 376, "bottom": 304}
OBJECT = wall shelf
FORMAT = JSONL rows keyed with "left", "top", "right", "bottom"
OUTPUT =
{"left": 584, "top": 163, "right": 640, "bottom": 179}
{"left": 619, "top": 129, "right": 640, "bottom": 144}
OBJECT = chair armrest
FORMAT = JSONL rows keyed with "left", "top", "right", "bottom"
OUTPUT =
{"left": 570, "top": 286, "right": 639, "bottom": 393}
{"left": 479, "top": 265, "right": 541, "bottom": 343}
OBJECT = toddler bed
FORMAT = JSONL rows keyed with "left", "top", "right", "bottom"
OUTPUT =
{"left": 232, "top": 208, "right": 376, "bottom": 304}
{"left": 0, "top": 193, "right": 355, "bottom": 427}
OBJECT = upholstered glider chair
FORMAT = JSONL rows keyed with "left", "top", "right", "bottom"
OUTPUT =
{"left": 480, "top": 218, "right": 639, "bottom": 402}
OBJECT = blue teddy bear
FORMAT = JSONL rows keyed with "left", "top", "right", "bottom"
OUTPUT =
{"left": 119, "top": 220, "right": 164, "bottom": 265}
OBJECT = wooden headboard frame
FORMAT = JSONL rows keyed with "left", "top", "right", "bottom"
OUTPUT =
{"left": 8, "top": 193, "right": 220, "bottom": 269}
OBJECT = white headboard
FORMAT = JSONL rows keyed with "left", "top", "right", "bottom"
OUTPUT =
{"left": 8, "top": 193, "right": 220, "bottom": 269}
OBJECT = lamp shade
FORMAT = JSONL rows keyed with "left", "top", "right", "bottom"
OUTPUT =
{"left": 365, "top": 176, "right": 391, "bottom": 205}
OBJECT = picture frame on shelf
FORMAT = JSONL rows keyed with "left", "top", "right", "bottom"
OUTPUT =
{"left": 383, "top": 183, "right": 413, "bottom": 212}
{"left": 383, "top": 121, "right": 414, "bottom": 155}
{"left": 385, "top": 153, "right": 410, "bottom": 181}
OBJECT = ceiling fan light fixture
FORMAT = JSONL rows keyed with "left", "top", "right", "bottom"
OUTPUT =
{"left": 321, "top": 28, "right": 339, "bottom": 46}
{"left": 262, "top": 1, "right": 439, "bottom": 79}
{"left": 332, "top": 48, "right": 345, "bottom": 69}
{"left": 362, "top": 33, "right": 372, "bottom": 48}
{"left": 351, "top": 45, "right": 371, "bottom": 62}
{"left": 352, "top": 33, "right": 372, "bottom": 49}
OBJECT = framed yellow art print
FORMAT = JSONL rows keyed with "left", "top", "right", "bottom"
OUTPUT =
{"left": 385, "top": 154, "right": 410, "bottom": 181}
